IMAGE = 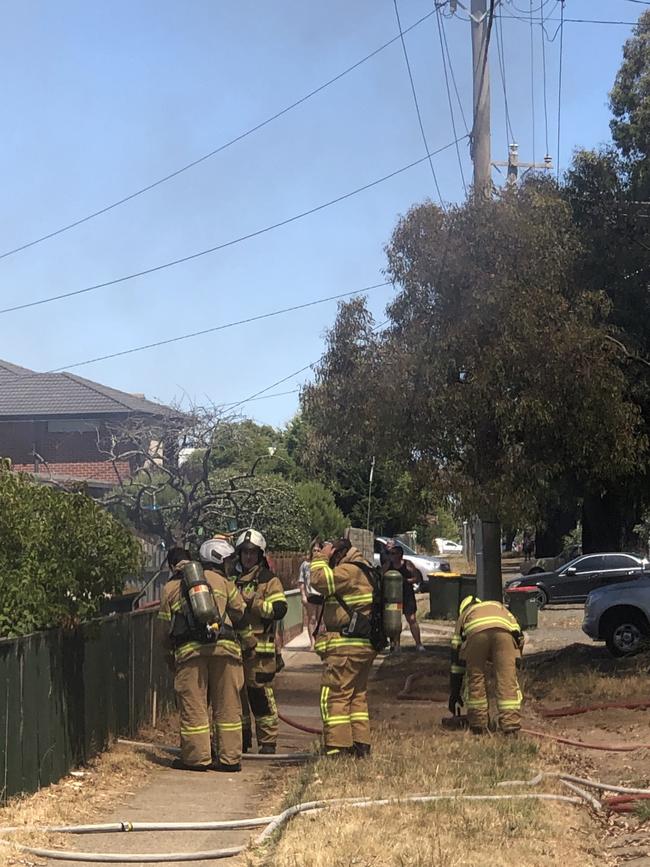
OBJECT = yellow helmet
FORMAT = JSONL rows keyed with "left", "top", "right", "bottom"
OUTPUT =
{"left": 459, "top": 595, "right": 481, "bottom": 616}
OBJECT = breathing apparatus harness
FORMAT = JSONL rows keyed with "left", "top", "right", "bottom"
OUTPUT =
{"left": 169, "top": 562, "right": 235, "bottom": 648}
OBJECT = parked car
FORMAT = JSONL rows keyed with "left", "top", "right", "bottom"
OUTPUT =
{"left": 435, "top": 538, "right": 463, "bottom": 555}
{"left": 520, "top": 544, "right": 582, "bottom": 576}
{"left": 373, "top": 537, "right": 449, "bottom": 592}
{"left": 583, "top": 577, "right": 650, "bottom": 656}
{"left": 504, "top": 552, "right": 648, "bottom": 608}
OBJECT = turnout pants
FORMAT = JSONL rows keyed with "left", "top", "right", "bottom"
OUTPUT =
{"left": 175, "top": 653, "right": 244, "bottom": 767}
{"left": 320, "top": 650, "right": 376, "bottom": 751}
{"left": 241, "top": 657, "right": 278, "bottom": 747}
{"left": 462, "top": 628, "right": 522, "bottom": 731}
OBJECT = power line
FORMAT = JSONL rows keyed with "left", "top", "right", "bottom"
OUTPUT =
{"left": 439, "top": 13, "right": 470, "bottom": 133}
{"left": 0, "top": 135, "right": 468, "bottom": 317}
{"left": 495, "top": 8, "right": 515, "bottom": 144}
{"left": 49, "top": 282, "right": 390, "bottom": 371}
{"left": 0, "top": 9, "right": 439, "bottom": 264}
{"left": 499, "top": 12, "right": 637, "bottom": 25}
{"left": 230, "top": 317, "right": 391, "bottom": 411}
{"left": 435, "top": 5, "right": 468, "bottom": 194}
{"left": 393, "top": 0, "right": 444, "bottom": 207}
{"left": 221, "top": 389, "right": 299, "bottom": 407}
{"left": 556, "top": 0, "right": 565, "bottom": 180}
{"left": 540, "top": 1, "right": 550, "bottom": 157}
{"left": 530, "top": 0, "right": 536, "bottom": 164}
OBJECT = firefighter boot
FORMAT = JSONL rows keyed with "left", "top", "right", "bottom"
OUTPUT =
{"left": 353, "top": 742, "right": 371, "bottom": 759}
{"left": 259, "top": 744, "right": 276, "bottom": 755}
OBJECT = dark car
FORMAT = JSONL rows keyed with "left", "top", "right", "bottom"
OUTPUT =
{"left": 504, "top": 552, "right": 648, "bottom": 608}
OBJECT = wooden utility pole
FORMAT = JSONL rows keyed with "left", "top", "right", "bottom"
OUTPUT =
{"left": 470, "top": 0, "right": 492, "bottom": 194}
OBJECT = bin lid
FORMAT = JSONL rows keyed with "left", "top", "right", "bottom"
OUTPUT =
{"left": 427, "top": 571, "right": 462, "bottom": 578}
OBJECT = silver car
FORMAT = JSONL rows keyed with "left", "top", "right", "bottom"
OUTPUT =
{"left": 373, "top": 537, "right": 449, "bottom": 592}
{"left": 582, "top": 577, "right": 650, "bottom": 656}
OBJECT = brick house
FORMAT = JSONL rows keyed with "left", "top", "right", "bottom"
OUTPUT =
{"left": 0, "top": 359, "right": 173, "bottom": 491}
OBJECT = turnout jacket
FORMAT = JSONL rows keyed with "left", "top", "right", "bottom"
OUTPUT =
{"left": 158, "top": 564, "right": 256, "bottom": 663}
{"left": 310, "top": 546, "right": 375, "bottom": 657}
{"left": 236, "top": 564, "right": 287, "bottom": 670}
{"left": 450, "top": 598, "right": 523, "bottom": 679}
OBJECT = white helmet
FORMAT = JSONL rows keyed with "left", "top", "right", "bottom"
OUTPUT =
{"left": 235, "top": 528, "right": 267, "bottom": 554}
{"left": 199, "top": 537, "right": 235, "bottom": 565}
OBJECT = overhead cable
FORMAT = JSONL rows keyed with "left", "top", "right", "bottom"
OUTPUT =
{"left": 556, "top": 0, "right": 565, "bottom": 180}
{"left": 439, "top": 14, "right": 470, "bottom": 133}
{"left": 230, "top": 317, "right": 391, "bottom": 410}
{"left": 499, "top": 13, "right": 636, "bottom": 26}
{"left": 393, "top": 0, "right": 445, "bottom": 206}
{"left": 540, "top": 1, "right": 550, "bottom": 157}
{"left": 0, "top": 135, "right": 467, "bottom": 317}
{"left": 49, "top": 282, "right": 390, "bottom": 371}
{"left": 495, "top": 9, "right": 516, "bottom": 145}
{"left": 529, "top": 0, "right": 536, "bottom": 164}
{"left": 0, "top": 9, "right": 438, "bottom": 263}
{"left": 435, "top": 5, "right": 468, "bottom": 194}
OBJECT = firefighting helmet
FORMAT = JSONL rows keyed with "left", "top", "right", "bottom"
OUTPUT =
{"left": 234, "top": 528, "right": 267, "bottom": 554}
{"left": 199, "top": 537, "right": 235, "bottom": 565}
{"left": 459, "top": 595, "right": 481, "bottom": 616}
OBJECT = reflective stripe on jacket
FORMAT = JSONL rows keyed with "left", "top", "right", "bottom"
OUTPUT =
{"left": 450, "top": 599, "right": 522, "bottom": 673}
{"left": 310, "top": 547, "right": 375, "bottom": 656}
{"left": 236, "top": 566, "right": 287, "bottom": 657}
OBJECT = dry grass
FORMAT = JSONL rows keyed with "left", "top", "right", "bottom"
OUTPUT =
{"left": 245, "top": 722, "right": 601, "bottom": 867}
{"left": 0, "top": 741, "right": 159, "bottom": 865}
{"left": 521, "top": 645, "right": 650, "bottom": 705}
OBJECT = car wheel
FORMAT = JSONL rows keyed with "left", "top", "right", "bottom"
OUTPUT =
{"left": 532, "top": 587, "right": 548, "bottom": 609}
{"left": 604, "top": 616, "right": 648, "bottom": 657}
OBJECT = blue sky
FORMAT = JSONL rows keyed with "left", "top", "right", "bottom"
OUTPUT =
{"left": 0, "top": 0, "right": 640, "bottom": 426}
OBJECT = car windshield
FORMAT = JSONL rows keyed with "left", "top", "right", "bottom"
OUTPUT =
{"left": 378, "top": 538, "right": 418, "bottom": 556}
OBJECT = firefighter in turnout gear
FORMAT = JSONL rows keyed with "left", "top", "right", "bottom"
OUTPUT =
{"left": 310, "top": 538, "right": 377, "bottom": 758}
{"left": 234, "top": 529, "right": 287, "bottom": 754}
{"left": 157, "top": 542, "right": 256, "bottom": 772}
{"left": 449, "top": 595, "right": 524, "bottom": 734}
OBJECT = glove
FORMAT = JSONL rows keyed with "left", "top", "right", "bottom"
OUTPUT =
{"left": 448, "top": 692, "right": 463, "bottom": 715}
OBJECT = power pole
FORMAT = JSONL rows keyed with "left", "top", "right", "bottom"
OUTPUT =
{"left": 470, "top": 0, "right": 492, "bottom": 194}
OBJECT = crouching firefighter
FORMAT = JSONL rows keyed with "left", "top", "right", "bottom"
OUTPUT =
{"left": 157, "top": 540, "right": 256, "bottom": 772}
{"left": 310, "top": 538, "right": 378, "bottom": 758}
{"left": 448, "top": 595, "right": 525, "bottom": 735}
{"left": 235, "top": 529, "right": 287, "bottom": 755}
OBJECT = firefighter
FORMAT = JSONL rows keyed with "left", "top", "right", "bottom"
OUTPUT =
{"left": 310, "top": 538, "right": 377, "bottom": 758}
{"left": 234, "top": 529, "right": 287, "bottom": 755}
{"left": 448, "top": 595, "right": 524, "bottom": 735}
{"left": 157, "top": 540, "right": 256, "bottom": 772}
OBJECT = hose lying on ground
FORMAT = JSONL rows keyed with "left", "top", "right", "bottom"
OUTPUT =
{"left": 539, "top": 698, "right": 650, "bottom": 718}
{"left": 520, "top": 727, "right": 650, "bottom": 752}
{"left": 0, "top": 789, "right": 589, "bottom": 863}
{"left": 277, "top": 712, "right": 321, "bottom": 735}
{"left": 117, "top": 738, "right": 312, "bottom": 761}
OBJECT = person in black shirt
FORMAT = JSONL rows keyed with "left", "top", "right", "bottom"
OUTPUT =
{"left": 381, "top": 540, "right": 426, "bottom": 653}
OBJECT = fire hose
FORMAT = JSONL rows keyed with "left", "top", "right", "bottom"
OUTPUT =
{"left": 0, "top": 788, "right": 596, "bottom": 862}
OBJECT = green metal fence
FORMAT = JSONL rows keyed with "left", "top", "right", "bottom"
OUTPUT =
{"left": 0, "top": 608, "right": 174, "bottom": 803}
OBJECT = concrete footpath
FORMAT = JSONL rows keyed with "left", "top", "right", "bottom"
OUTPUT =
{"left": 47, "top": 631, "right": 320, "bottom": 867}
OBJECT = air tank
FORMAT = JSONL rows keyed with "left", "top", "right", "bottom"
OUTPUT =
{"left": 182, "top": 561, "right": 218, "bottom": 624}
{"left": 383, "top": 569, "right": 403, "bottom": 640}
